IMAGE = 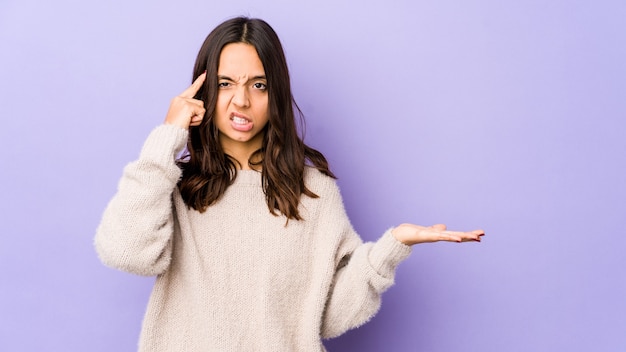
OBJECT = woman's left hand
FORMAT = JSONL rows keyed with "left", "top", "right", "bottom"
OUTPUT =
{"left": 392, "top": 223, "right": 484, "bottom": 246}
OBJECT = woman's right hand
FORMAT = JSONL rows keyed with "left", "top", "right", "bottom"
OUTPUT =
{"left": 164, "top": 72, "right": 207, "bottom": 129}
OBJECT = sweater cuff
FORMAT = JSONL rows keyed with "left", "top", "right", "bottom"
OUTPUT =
{"left": 139, "top": 124, "right": 189, "bottom": 165}
{"left": 368, "top": 228, "right": 412, "bottom": 277}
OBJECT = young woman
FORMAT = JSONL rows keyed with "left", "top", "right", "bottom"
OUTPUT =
{"left": 95, "top": 16, "right": 484, "bottom": 352}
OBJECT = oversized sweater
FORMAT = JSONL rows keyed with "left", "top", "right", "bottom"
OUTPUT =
{"left": 94, "top": 124, "right": 412, "bottom": 352}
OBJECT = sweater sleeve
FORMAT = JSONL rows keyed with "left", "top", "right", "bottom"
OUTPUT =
{"left": 94, "top": 124, "right": 188, "bottom": 276}
{"left": 320, "top": 182, "right": 412, "bottom": 339}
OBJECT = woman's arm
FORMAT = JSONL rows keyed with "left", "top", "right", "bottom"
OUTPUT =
{"left": 320, "top": 181, "right": 484, "bottom": 338}
{"left": 321, "top": 227, "right": 411, "bottom": 339}
{"left": 94, "top": 125, "right": 188, "bottom": 276}
{"left": 94, "top": 73, "right": 207, "bottom": 276}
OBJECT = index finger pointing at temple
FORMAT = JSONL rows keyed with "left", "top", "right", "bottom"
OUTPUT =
{"left": 180, "top": 71, "right": 207, "bottom": 98}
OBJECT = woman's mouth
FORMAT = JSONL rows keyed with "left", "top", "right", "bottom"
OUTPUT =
{"left": 230, "top": 114, "right": 253, "bottom": 132}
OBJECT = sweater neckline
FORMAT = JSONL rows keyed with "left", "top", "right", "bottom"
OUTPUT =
{"left": 233, "top": 169, "right": 262, "bottom": 186}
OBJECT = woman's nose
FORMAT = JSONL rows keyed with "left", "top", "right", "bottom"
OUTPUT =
{"left": 231, "top": 86, "right": 250, "bottom": 108}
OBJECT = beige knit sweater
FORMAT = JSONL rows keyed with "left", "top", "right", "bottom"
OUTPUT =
{"left": 95, "top": 124, "right": 412, "bottom": 352}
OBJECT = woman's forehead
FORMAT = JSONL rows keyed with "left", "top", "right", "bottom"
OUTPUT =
{"left": 218, "top": 43, "right": 265, "bottom": 78}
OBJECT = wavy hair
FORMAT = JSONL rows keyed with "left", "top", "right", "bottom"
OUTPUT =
{"left": 178, "top": 17, "right": 334, "bottom": 220}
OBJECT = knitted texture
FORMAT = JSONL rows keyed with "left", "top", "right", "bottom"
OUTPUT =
{"left": 95, "top": 124, "right": 412, "bottom": 352}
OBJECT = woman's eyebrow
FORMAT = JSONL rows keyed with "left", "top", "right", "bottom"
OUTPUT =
{"left": 217, "top": 75, "right": 267, "bottom": 82}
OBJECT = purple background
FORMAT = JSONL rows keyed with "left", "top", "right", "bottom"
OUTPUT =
{"left": 1, "top": 0, "right": 625, "bottom": 351}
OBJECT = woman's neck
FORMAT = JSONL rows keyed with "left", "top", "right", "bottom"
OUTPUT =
{"left": 220, "top": 134, "right": 264, "bottom": 170}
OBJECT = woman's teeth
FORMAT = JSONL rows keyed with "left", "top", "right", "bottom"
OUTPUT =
{"left": 232, "top": 117, "right": 248, "bottom": 124}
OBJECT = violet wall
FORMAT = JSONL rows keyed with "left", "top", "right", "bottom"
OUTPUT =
{"left": 1, "top": 0, "right": 625, "bottom": 351}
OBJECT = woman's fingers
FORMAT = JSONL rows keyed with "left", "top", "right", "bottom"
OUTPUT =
{"left": 189, "top": 113, "right": 204, "bottom": 127}
{"left": 443, "top": 229, "right": 485, "bottom": 243}
{"left": 164, "top": 96, "right": 206, "bottom": 129}
{"left": 164, "top": 73, "right": 208, "bottom": 129}
{"left": 180, "top": 72, "right": 207, "bottom": 98}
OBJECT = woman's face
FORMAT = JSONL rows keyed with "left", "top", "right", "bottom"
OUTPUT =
{"left": 214, "top": 42, "right": 269, "bottom": 156}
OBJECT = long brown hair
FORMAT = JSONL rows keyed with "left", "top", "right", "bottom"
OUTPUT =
{"left": 178, "top": 17, "right": 334, "bottom": 220}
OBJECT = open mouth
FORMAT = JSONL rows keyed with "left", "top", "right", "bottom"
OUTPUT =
{"left": 230, "top": 113, "right": 253, "bottom": 132}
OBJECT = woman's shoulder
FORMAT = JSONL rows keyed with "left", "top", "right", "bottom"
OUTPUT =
{"left": 304, "top": 166, "right": 339, "bottom": 195}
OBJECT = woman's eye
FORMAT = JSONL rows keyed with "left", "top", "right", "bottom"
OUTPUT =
{"left": 218, "top": 82, "right": 230, "bottom": 88}
{"left": 253, "top": 82, "right": 267, "bottom": 90}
